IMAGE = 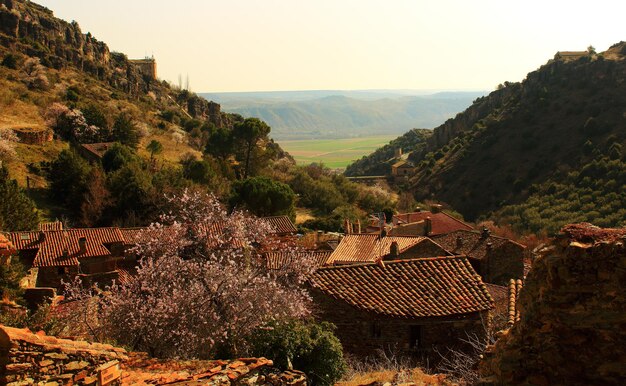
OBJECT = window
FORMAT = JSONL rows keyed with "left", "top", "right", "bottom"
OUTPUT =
{"left": 370, "top": 323, "right": 382, "bottom": 338}
{"left": 409, "top": 325, "right": 423, "bottom": 349}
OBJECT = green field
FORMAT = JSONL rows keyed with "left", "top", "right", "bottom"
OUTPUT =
{"left": 277, "top": 135, "right": 396, "bottom": 169}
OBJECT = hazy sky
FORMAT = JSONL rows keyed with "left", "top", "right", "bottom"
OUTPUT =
{"left": 35, "top": 0, "right": 625, "bottom": 92}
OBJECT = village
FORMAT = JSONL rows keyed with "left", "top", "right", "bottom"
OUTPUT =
{"left": 1, "top": 201, "right": 527, "bottom": 367}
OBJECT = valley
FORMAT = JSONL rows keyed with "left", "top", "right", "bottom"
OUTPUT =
{"left": 277, "top": 135, "right": 397, "bottom": 169}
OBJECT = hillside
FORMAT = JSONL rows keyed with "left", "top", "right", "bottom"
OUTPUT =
{"left": 352, "top": 43, "right": 626, "bottom": 233}
{"left": 344, "top": 128, "right": 432, "bottom": 176}
{"left": 201, "top": 91, "right": 484, "bottom": 140}
{"left": 0, "top": 0, "right": 249, "bottom": 218}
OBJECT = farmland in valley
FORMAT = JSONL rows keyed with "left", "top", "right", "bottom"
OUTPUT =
{"left": 277, "top": 135, "right": 397, "bottom": 169}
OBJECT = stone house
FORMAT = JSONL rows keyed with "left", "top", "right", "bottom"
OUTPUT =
{"left": 7, "top": 228, "right": 128, "bottom": 289}
{"left": 431, "top": 228, "right": 526, "bottom": 285}
{"left": 78, "top": 142, "right": 116, "bottom": 163}
{"left": 391, "top": 160, "right": 414, "bottom": 180}
{"left": 310, "top": 257, "right": 494, "bottom": 359}
{"left": 325, "top": 234, "right": 451, "bottom": 265}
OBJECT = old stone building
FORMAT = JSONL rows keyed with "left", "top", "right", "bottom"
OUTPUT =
{"left": 130, "top": 57, "right": 157, "bottom": 80}
{"left": 325, "top": 233, "right": 451, "bottom": 265}
{"left": 310, "top": 257, "right": 494, "bottom": 359}
{"left": 432, "top": 228, "right": 526, "bottom": 285}
{"left": 7, "top": 227, "right": 128, "bottom": 289}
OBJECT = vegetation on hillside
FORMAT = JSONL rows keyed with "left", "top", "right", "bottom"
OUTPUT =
{"left": 344, "top": 129, "right": 432, "bottom": 176}
{"left": 354, "top": 42, "right": 626, "bottom": 234}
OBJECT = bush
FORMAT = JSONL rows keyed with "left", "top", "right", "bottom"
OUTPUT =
{"left": 1, "top": 53, "right": 18, "bottom": 69}
{"left": 249, "top": 320, "right": 346, "bottom": 386}
{"left": 0, "top": 165, "right": 39, "bottom": 231}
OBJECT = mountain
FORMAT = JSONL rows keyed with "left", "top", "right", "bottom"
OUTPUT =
{"left": 199, "top": 91, "right": 485, "bottom": 140}
{"left": 350, "top": 43, "right": 626, "bottom": 234}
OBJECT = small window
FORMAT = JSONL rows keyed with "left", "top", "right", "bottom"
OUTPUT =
{"left": 370, "top": 323, "right": 382, "bottom": 338}
{"left": 409, "top": 325, "right": 423, "bottom": 349}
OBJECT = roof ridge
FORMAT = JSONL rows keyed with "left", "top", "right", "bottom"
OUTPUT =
{"left": 321, "top": 255, "right": 467, "bottom": 270}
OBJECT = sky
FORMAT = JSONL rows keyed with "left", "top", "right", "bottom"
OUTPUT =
{"left": 35, "top": 0, "right": 625, "bottom": 93}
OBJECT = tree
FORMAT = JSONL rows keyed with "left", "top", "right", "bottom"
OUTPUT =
{"left": 47, "top": 149, "right": 91, "bottom": 216}
{"left": 233, "top": 118, "right": 271, "bottom": 178}
{"left": 0, "top": 128, "right": 18, "bottom": 164}
{"left": 101, "top": 143, "right": 138, "bottom": 173}
{"left": 205, "top": 126, "right": 234, "bottom": 160}
{"left": 107, "top": 163, "right": 154, "bottom": 219}
{"left": 81, "top": 104, "right": 109, "bottom": 132}
{"left": 249, "top": 320, "right": 346, "bottom": 386}
{"left": 181, "top": 157, "right": 217, "bottom": 185}
{"left": 1, "top": 53, "right": 18, "bottom": 69}
{"left": 79, "top": 167, "right": 111, "bottom": 227}
{"left": 0, "top": 166, "right": 39, "bottom": 231}
{"left": 230, "top": 176, "right": 295, "bottom": 219}
{"left": 112, "top": 113, "right": 140, "bottom": 148}
{"left": 146, "top": 140, "right": 163, "bottom": 160}
{"left": 65, "top": 190, "right": 315, "bottom": 359}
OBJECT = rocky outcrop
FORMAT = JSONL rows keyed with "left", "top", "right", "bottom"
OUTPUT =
{"left": 0, "top": 0, "right": 234, "bottom": 127}
{"left": 0, "top": 324, "right": 128, "bottom": 385}
{"left": 479, "top": 223, "right": 626, "bottom": 385}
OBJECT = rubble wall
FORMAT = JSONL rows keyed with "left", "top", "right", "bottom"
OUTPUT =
{"left": 0, "top": 325, "right": 127, "bottom": 385}
{"left": 479, "top": 223, "right": 626, "bottom": 385}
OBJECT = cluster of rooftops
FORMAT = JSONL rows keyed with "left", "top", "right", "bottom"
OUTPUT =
{"left": 3, "top": 210, "right": 526, "bottom": 322}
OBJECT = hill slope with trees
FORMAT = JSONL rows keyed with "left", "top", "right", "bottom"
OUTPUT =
{"left": 351, "top": 43, "right": 626, "bottom": 234}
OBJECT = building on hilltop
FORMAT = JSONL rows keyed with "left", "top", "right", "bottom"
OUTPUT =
{"left": 553, "top": 51, "right": 588, "bottom": 61}
{"left": 431, "top": 228, "right": 526, "bottom": 285}
{"left": 310, "top": 256, "right": 494, "bottom": 359}
{"left": 130, "top": 56, "right": 157, "bottom": 80}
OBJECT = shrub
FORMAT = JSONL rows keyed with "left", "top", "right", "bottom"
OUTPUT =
{"left": 230, "top": 176, "right": 295, "bottom": 219}
{"left": 1, "top": 53, "right": 18, "bottom": 69}
{"left": 249, "top": 320, "right": 346, "bottom": 386}
{"left": 0, "top": 165, "right": 39, "bottom": 231}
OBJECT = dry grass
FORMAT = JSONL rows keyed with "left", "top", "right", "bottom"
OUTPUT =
{"left": 338, "top": 367, "right": 454, "bottom": 386}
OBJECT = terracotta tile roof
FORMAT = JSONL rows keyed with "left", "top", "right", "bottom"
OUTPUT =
{"left": 262, "top": 215, "right": 297, "bottom": 235}
{"left": 80, "top": 142, "right": 116, "bottom": 159}
{"left": 311, "top": 257, "right": 494, "bottom": 318}
{"left": 432, "top": 229, "right": 525, "bottom": 260}
{"left": 392, "top": 159, "right": 413, "bottom": 168}
{"left": 38, "top": 221, "right": 63, "bottom": 231}
{"left": 326, "top": 234, "right": 435, "bottom": 265}
{"left": 265, "top": 250, "right": 332, "bottom": 269}
{"left": 0, "top": 233, "right": 16, "bottom": 256}
{"left": 8, "top": 228, "right": 125, "bottom": 267}
{"left": 393, "top": 211, "right": 474, "bottom": 235}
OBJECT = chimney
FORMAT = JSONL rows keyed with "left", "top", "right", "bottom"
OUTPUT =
{"left": 38, "top": 231, "right": 46, "bottom": 242}
{"left": 356, "top": 219, "right": 361, "bottom": 234}
{"left": 481, "top": 227, "right": 491, "bottom": 239}
{"left": 456, "top": 236, "right": 463, "bottom": 249}
{"left": 486, "top": 242, "right": 493, "bottom": 252}
{"left": 78, "top": 237, "right": 87, "bottom": 254}
{"left": 390, "top": 241, "right": 399, "bottom": 259}
{"left": 394, "top": 148, "right": 402, "bottom": 158}
{"left": 424, "top": 217, "right": 432, "bottom": 236}
{"left": 314, "top": 230, "right": 321, "bottom": 246}
{"left": 344, "top": 219, "right": 351, "bottom": 234}
{"left": 430, "top": 204, "right": 443, "bottom": 214}
{"left": 415, "top": 206, "right": 422, "bottom": 213}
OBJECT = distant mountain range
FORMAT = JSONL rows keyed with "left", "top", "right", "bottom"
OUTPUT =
{"left": 199, "top": 90, "right": 486, "bottom": 140}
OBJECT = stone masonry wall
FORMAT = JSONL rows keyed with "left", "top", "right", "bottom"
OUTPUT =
{"left": 0, "top": 325, "right": 127, "bottom": 385}
{"left": 479, "top": 223, "right": 626, "bottom": 385}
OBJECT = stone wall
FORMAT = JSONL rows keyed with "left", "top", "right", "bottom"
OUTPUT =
{"left": 12, "top": 128, "right": 53, "bottom": 144}
{"left": 485, "top": 242, "right": 525, "bottom": 286}
{"left": 479, "top": 223, "right": 626, "bottom": 385}
{"left": 0, "top": 325, "right": 127, "bottom": 385}
{"left": 311, "top": 289, "right": 487, "bottom": 361}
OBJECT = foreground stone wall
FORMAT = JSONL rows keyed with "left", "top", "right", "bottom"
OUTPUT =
{"left": 479, "top": 223, "right": 626, "bottom": 385}
{"left": 0, "top": 325, "right": 127, "bottom": 385}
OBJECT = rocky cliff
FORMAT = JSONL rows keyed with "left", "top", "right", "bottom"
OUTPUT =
{"left": 479, "top": 223, "right": 626, "bottom": 385}
{"left": 0, "top": 0, "right": 232, "bottom": 128}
